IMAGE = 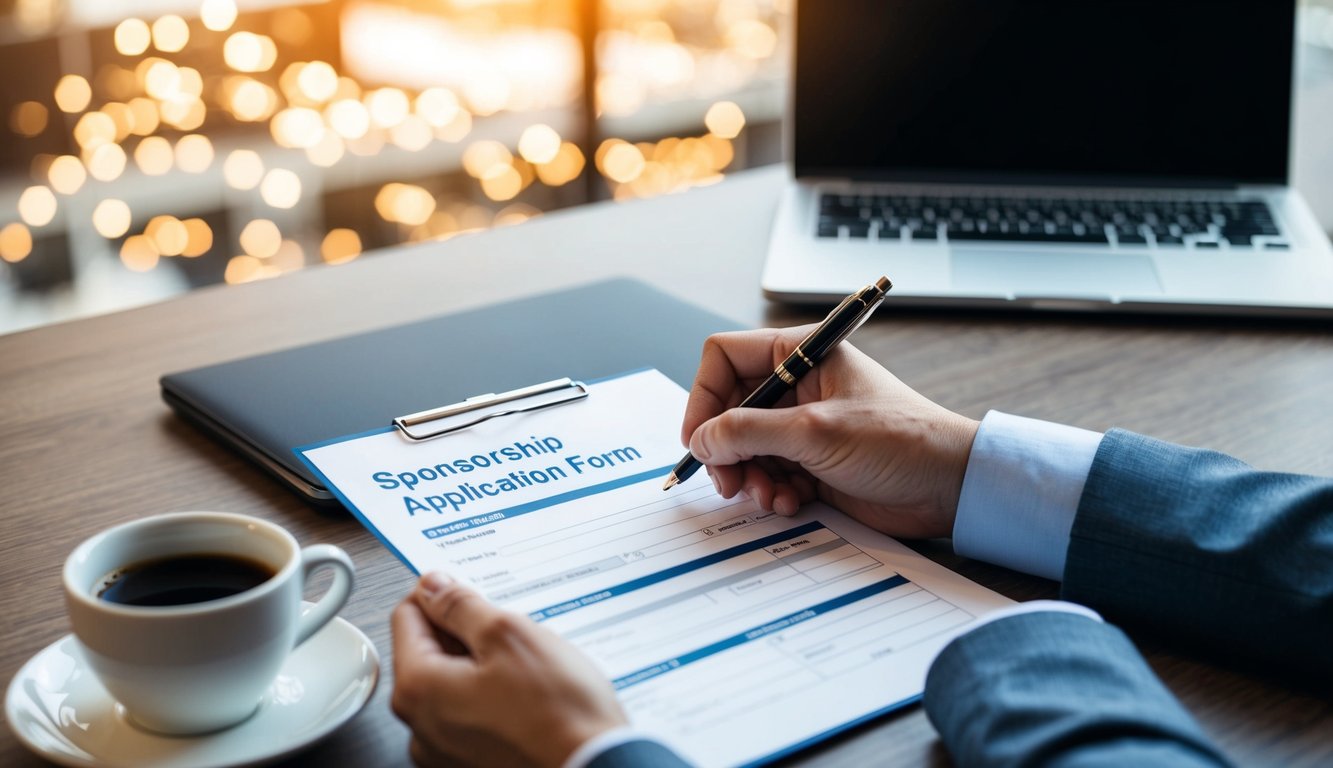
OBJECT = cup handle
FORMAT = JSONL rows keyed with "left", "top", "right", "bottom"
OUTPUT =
{"left": 294, "top": 544, "right": 355, "bottom": 648}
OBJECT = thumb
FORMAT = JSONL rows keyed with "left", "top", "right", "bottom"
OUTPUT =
{"left": 689, "top": 406, "right": 817, "bottom": 467}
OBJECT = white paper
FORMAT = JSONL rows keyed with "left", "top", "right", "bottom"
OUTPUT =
{"left": 299, "top": 369, "right": 1013, "bottom": 767}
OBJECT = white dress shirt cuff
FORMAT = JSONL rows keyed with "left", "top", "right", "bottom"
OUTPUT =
{"left": 953, "top": 411, "right": 1103, "bottom": 581}
{"left": 563, "top": 726, "right": 670, "bottom": 768}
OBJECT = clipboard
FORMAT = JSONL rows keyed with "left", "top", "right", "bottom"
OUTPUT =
{"left": 161, "top": 279, "right": 744, "bottom": 504}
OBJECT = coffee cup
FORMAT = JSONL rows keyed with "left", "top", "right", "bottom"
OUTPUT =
{"left": 62, "top": 511, "right": 355, "bottom": 735}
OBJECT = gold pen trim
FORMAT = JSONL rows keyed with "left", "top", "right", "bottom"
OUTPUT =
{"left": 775, "top": 364, "right": 797, "bottom": 386}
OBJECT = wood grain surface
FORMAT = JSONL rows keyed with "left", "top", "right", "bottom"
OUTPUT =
{"left": 2, "top": 166, "right": 1331, "bottom": 767}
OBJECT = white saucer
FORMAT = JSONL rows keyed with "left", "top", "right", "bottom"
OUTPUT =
{"left": 4, "top": 605, "right": 380, "bottom": 768}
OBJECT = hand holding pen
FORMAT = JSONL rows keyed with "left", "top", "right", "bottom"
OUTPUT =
{"left": 664, "top": 277, "right": 893, "bottom": 490}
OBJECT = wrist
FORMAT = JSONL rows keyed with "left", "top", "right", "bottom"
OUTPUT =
{"left": 934, "top": 413, "right": 980, "bottom": 533}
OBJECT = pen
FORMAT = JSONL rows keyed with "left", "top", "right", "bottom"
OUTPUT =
{"left": 663, "top": 276, "right": 893, "bottom": 491}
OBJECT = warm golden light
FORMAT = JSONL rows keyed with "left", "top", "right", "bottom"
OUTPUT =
{"left": 200, "top": 0, "right": 238, "bottom": 32}
{"left": 704, "top": 101, "right": 746, "bottom": 139}
{"left": 174, "top": 134, "right": 214, "bottom": 173}
{"left": 305, "top": 131, "right": 345, "bottom": 167}
{"left": 367, "top": 88, "right": 410, "bottom": 128}
{"left": 74, "top": 112, "right": 116, "bottom": 149}
{"left": 326, "top": 99, "right": 370, "bottom": 139}
{"left": 225, "top": 77, "right": 278, "bottom": 122}
{"left": 120, "top": 235, "right": 159, "bottom": 272}
{"left": 375, "top": 183, "right": 435, "bottom": 226}
{"left": 114, "top": 18, "right": 152, "bottom": 56}
{"left": 128, "top": 98, "right": 160, "bottom": 136}
{"left": 495, "top": 203, "right": 540, "bottom": 227}
{"left": 462, "top": 72, "right": 510, "bottom": 117}
{"left": 518, "top": 124, "right": 561, "bottom": 165}
{"left": 272, "top": 240, "right": 305, "bottom": 272}
{"left": 0, "top": 223, "right": 33, "bottom": 263}
{"left": 436, "top": 109, "right": 473, "bottom": 143}
{"left": 223, "top": 149, "right": 265, "bottom": 190}
{"left": 321, "top": 228, "right": 362, "bottom": 264}
{"left": 270, "top": 107, "right": 324, "bottom": 149}
{"left": 260, "top": 169, "right": 302, "bottom": 208}
{"left": 535, "top": 142, "right": 585, "bottom": 187}
{"left": 48, "top": 155, "right": 87, "bottom": 195}
{"left": 224, "top": 254, "right": 265, "bottom": 284}
{"left": 182, "top": 218, "right": 213, "bottom": 257}
{"left": 297, "top": 61, "right": 339, "bottom": 103}
{"left": 146, "top": 215, "right": 189, "bottom": 257}
{"left": 18, "top": 186, "right": 57, "bottom": 227}
{"left": 390, "top": 115, "right": 432, "bottom": 151}
{"left": 10, "top": 101, "right": 48, "bottom": 137}
{"left": 599, "top": 141, "right": 646, "bottom": 183}
{"left": 54, "top": 75, "right": 92, "bottom": 114}
{"left": 152, "top": 15, "right": 190, "bottom": 53}
{"left": 102, "top": 102, "right": 134, "bottom": 142}
{"left": 92, "top": 199, "right": 133, "bottom": 239}
{"left": 239, "top": 219, "right": 282, "bottom": 258}
{"left": 462, "top": 140, "right": 512, "bottom": 179}
{"left": 415, "top": 88, "right": 460, "bottom": 128}
{"left": 143, "top": 60, "right": 182, "bottom": 100}
{"left": 224, "top": 32, "right": 277, "bottom": 73}
{"left": 727, "top": 20, "right": 778, "bottom": 60}
{"left": 133, "top": 136, "right": 174, "bottom": 177}
{"left": 87, "top": 143, "right": 128, "bottom": 182}
{"left": 481, "top": 165, "right": 523, "bottom": 202}
{"left": 702, "top": 133, "right": 735, "bottom": 170}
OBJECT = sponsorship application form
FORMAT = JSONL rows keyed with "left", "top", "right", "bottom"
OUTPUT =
{"left": 298, "top": 369, "right": 1013, "bottom": 767}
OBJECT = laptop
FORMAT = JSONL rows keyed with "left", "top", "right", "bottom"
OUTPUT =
{"left": 763, "top": 0, "right": 1333, "bottom": 316}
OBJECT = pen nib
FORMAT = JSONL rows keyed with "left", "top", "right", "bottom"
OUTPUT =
{"left": 662, "top": 474, "right": 679, "bottom": 491}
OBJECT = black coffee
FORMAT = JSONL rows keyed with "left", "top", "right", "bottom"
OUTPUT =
{"left": 97, "top": 554, "right": 276, "bottom": 607}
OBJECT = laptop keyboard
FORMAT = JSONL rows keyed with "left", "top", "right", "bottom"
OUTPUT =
{"left": 817, "top": 193, "right": 1286, "bottom": 248}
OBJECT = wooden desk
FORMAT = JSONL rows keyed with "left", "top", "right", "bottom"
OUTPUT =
{"left": 3, "top": 166, "right": 1331, "bottom": 767}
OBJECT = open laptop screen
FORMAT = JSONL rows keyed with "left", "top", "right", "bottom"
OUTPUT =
{"left": 794, "top": 0, "right": 1295, "bottom": 187}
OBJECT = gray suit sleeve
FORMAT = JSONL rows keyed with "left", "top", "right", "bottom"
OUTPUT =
{"left": 1063, "top": 429, "right": 1333, "bottom": 686}
{"left": 925, "top": 611, "right": 1233, "bottom": 768}
{"left": 587, "top": 739, "right": 693, "bottom": 768}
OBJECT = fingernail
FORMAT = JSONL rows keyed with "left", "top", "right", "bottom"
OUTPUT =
{"left": 420, "top": 572, "right": 452, "bottom": 596}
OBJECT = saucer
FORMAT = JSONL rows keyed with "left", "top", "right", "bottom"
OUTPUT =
{"left": 5, "top": 605, "right": 380, "bottom": 768}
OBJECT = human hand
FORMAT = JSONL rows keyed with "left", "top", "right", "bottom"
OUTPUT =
{"left": 391, "top": 573, "right": 628, "bottom": 768}
{"left": 682, "top": 326, "right": 979, "bottom": 539}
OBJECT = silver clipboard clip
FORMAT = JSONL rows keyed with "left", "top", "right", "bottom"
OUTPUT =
{"left": 393, "top": 377, "right": 590, "bottom": 442}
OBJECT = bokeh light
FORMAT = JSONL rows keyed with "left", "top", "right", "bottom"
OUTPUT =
{"left": 54, "top": 75, "right": 92, "bottom": 114}
{"left": 152, "top": 15, "right": 190, "bottom": 53}
{"left": 92, "top": 199, "right": 133, "bottom": 239}
{"left": 240, "top": 219, "right": 282, "bottom": 258}
{"left": 87, "top": 143, "right": 129, "bottom": 182}
{"left": 462, "top": 140, "right": 512, "bottom": 179}
{"left": 182, "top": 218, "right": 213, "bottom": 257}
{"left": 599, "top": 140, "right": 646, "bottom": 184}
{"left": 260, "top": 169, "right": 302, "bottom": 208}
{"left": 367, "top": 88, "right": 410, "bottom": 129}
{"left": 375, "top": 183, "right": 435, "bottom": 226}
{"left": 74, "top": 112, "right": 116, "bottom": 149}
{"left": 146, "top": 215, "right": 189, "bottom": 257}
{"left": 0, "top": 223, "right": 34, "bottom": 263}
{"left": 321, "top": 228, "right": 362, "bottom": 264}
{"left": 518, "top": 124, "right": 561, "bottom": 165}
{"left": 48, "top": 155, "right": 87, "bottom": 195}
{"left": 10, "top": 101, "right": 49, "bottom": 137}
{"left": 18, "top": 186, "right": 57, "bottom": 226}
{"left": 200, "top": 0, "right": 238, "bottom": 32}
{"left": 326, "top": 99, "right": 371, "bottom": 140}
{"left": 271, "top": 107, "right": 325, "bottom": 149}
{"left": 114, "top": 18, "right": 152, "bottom": 56}
{"left": 224, "top": 32, "right": 278, "bottom": 73}
{"left": 535, "top": 142, "right": 586, "bottom": 186}
{"left": 120, "top": 234, "right": 159, "bottom": 272}
{"left": 175, "top": 134, "right": 215, "bottom": 173}
{"left": 297, "top": 61, "right": 339, "bottom": 103}
{"left": 704, "top": 101, "right": 746, "bottom": 139}
{"left": 415, "top": 88, "right": 460, "bottom": 128}
{"left": 481, "top": 165, "right": 523, "bottom": 202}
{"left": 223, "top": 149, "right": 264, "bottom": 190}
{"left": 134, "top": 136, "right": 174, "bottom": 175}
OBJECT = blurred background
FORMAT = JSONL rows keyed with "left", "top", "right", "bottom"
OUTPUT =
{"left": 1, "top": 0, "right": 1331, "bottom": 334}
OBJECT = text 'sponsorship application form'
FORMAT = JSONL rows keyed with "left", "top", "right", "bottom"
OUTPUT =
{"left": 298, "top": 369, "right": 1013, "bottom": 767}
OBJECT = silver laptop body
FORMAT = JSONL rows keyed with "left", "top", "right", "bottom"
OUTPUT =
{"left": 763, "top": 0, "right": 1333, "bottom": 316}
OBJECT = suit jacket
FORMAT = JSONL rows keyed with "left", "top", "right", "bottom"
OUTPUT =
{"left": 925, "top": 429, "right": 1333, "bottom": 766}
{"left": 599, "top": 429, "right": 1333, "bottom": 766}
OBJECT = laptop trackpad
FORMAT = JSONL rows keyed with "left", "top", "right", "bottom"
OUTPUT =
{"left": 951, "top": 250, "right": 1162, "bottom": 297}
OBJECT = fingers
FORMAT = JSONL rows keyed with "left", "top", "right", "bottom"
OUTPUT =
{"left": 681, "top": 327, "right": 811, "bottom": 445}
{"left": 412, "top": 573, "right": 532, "bottom": 658}
{"left": 690, "top": 405, "right": 818, "bottom": 468}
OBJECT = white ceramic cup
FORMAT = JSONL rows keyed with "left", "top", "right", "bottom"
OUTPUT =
{"left": 62, "top": 511, "right": 355, "bottom": 735}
